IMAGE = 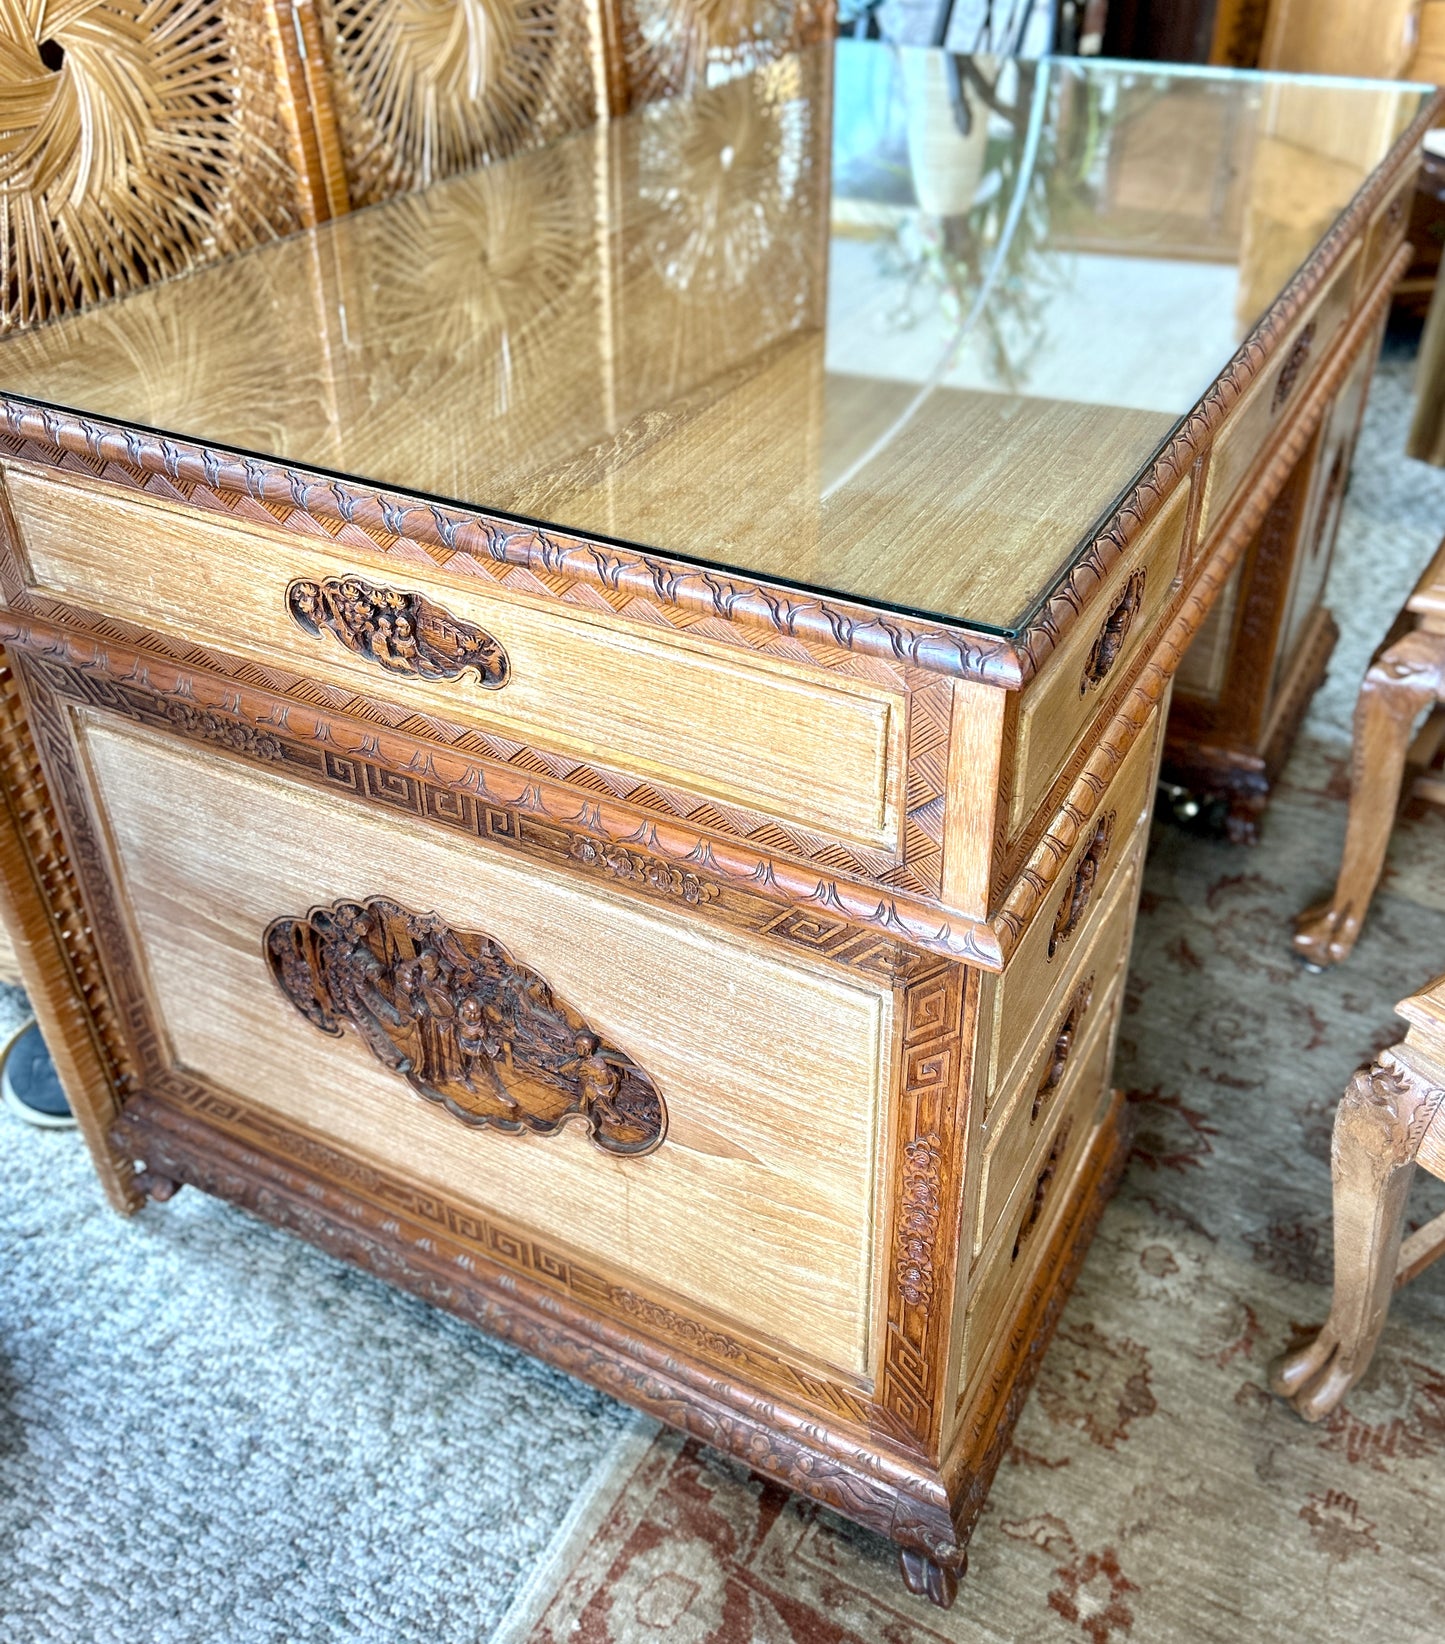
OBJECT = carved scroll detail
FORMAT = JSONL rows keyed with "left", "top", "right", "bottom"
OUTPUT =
{"left": 569, "top": 837, "right": 719, "bottom": 904}
{"left": 1272, "top": 320, "right": 1317, "bottom": 413}
{"left": 1081, "top": 569, "right": 1145, "bottom": 694}
{"left": 1048, "top": 812, "right": 1115, "bottom": 960}
{"left": 265, "top": 897, "right": 664, "bottom": 1156}
{"left": 895, "top": 1133, "right": 943, "bottom": 1308}
{"left": 286, "top": 575, "right": 509, "bottom": 687}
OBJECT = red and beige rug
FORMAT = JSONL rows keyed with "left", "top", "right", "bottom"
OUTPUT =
{"left": 495, "top": 739, "right": 1445, "bottom": 1644}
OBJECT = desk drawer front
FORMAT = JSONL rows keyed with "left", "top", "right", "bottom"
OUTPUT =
{"left": 1199, "top": 244, "right": 1359, "bottom": 539}
{"left": 974, "top": 943, "right": 1127, "bottom": 1260}
{"left": 988, "top": 705, "right": 1161, "bottom": 1095}
{"left": 1010, "top": 484, "right": 1187, "bottom": 835}
{"left": 73, "top": 712, "right": 894, "bottom": 1380}
{"left": 1, "top": 464, "right": 905, "bottom": 852}
{"left": 958, "top": 1054, "right": 1112, "bottom": 1404}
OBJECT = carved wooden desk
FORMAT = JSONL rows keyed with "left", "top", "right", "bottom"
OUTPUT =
{"left": 0, "top": 44, "right": 1431, "bottom": 1609}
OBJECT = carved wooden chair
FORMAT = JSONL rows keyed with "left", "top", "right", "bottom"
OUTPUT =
{"left": 1272, "top": 971, "right": 1445, "bottom": 1420}
{"left": 1293, "top": 536, "right": 1445, "bottom": 968}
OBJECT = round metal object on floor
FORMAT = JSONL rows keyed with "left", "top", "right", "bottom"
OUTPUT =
{"left": 1, "top": 1018, "right": 74, "bottom": 1128}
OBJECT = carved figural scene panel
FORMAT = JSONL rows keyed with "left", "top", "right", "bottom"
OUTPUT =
{"left": 266, "top": 896, "right": 665, "bottom": 1155}
{"left": 79, "top": 716, "right": 890, "bottom": 1374}
{"left": 285, "top": 575, "right": 511, "bottom": 688}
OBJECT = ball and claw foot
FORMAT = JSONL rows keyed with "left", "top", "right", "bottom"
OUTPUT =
{"left": 1269, "top": 1326, "right": 1364, "bottom": 1423}
{"left": 898, "top": 1546, "right": 965, "bottom": 1609}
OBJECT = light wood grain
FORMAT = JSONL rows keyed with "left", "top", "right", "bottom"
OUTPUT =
{"left": 1260, "top": 0, "right": 1422, "bottom": 80}
{"left": 956, "top": 1047, "right": 1114, "bottom": 1409}
{"left": 5, "top": 463, "right": 907, "bottom": 850}
{"left": 1202, "top": 243, "right": 1360, "bottom": 537}
{"left": 0, "top": 49, "right": 1425, "bottom": 634}
{"left": 1009, "top": 485, "right": 1188, "bottom": 837}
{"left": 974, "top": 977, "right": 1123, "bottom": 1263}
{"left": 80, "top": 713, "right": 894, "bottom": 1378}
{"left": 987, "top": 711, "right": 1162, "bottom": 1095}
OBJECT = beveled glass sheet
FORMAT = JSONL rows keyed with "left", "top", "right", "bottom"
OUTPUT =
{"left": 0, "top": 44, "right": 1429, "bottom": 635}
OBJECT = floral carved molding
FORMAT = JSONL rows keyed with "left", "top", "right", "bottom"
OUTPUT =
{"left": 265, "top": 896, "right": 665, "bottom": 1156}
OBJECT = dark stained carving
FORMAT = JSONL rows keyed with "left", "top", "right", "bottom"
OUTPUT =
{"left": 1272, "top": 320, "right": 1317, "bottom": 413}
{"left": 264, "top": 897, "right": 665, "bottom": 1156}
{"left": 1081, "top": 569, "right": 1145, "bottom": 693}
{"left": 895, "top": 1133, "right": 943, "bottom": 1308}
{"left": 1048, "top": 812, "right": 1115, "bottom": 960}
{"left": 286, "top": 575, "right": 509, "bottom": 688}
{"left": 1033, "top": 977, "right": 1094, "bottom": 1121}
{"left": 569, "top": 837, "right": 719, "bottom": 905}
{"left": 1013, "top": 1120, "right": 1072, "bottom": 1261}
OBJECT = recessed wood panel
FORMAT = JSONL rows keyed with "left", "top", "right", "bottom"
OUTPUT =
{"left": 988, "top": 710, "right": 1162, "bottom": 1095}
{"left": 4, "top": 464, "right": 905, "bottom": 850}
{"left": 1199, "top": 242, "right": 1359, "bottom": 537}
{"left": 78, "top": 716, "right": 893, "bottom": 1379}
{"left": 1009, "top": 484, "right": 1188, "bottom": 836}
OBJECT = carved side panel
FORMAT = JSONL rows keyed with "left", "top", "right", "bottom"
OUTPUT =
{"left": 0, "top": 0, "right": 311, "bottom": 330}
{"left": 266, "top": 896, "right": 666, "bottom": 1155}
{"left": 615, "top": 0, "right": 832, "bottom": 105}
{"left": 314, "top": 0, "right": 601, "bottom": 206}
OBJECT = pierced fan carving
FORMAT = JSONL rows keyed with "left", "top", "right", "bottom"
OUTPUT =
{"left": 316, "top": 0, "right": 599, "bottom": 206}
{"left": 617, "top": 0, "right": 830, "bottom": 105}
{"left": 0, "top": 0, "right": 308, "bottom": 330}
{"left": 266, "top": 897, "right": 667, "bottom": 1157}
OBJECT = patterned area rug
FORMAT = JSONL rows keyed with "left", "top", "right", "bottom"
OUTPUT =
{"left": 3, "top": 352, "right": 1445, "bottom": 1642}
{"left": 491, "top": 743, "right": 1445, "bottom": 1644}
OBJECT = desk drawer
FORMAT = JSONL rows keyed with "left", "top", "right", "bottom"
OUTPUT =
{"left": 1199, "top": 242, "right": 1359, "bottom": 539}
{"left": 1361, "top": 169, "right": 1414, "bottom": 298}
{"left": 1009, "top": 484, "right": 1187, "bottom": 836}
{"left": 958, "top": 1054, "right": 1113, "bottom": 1401}
{"left": 73, "top": 711, "right": 894, "bottom": 1380}
{"left": 986, "top": 705, "right": 1161, "bottom": 1096}
{"left": 0, "top": 463, "right": 905, "bottom": 851}
{"left": 974, "top": 942, "right": 1127, "bottom": 1259}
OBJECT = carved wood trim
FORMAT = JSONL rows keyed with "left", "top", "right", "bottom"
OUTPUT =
{"left": 266, "top": 895, "right": 666, "bottom": 1156}
{"left": 0, "top": 647, "right": 140, "bottom": 1208}
{"left": 878, "top": 962, "right": 978, "bottom": 1455}
{"left": 0, "top": 472, "right": 952, "bottom": 903}
{"left": 3, "top": 621, "right": 1001, "bottom": 970}
{"left": 286, "top": 575, "right": 510, "bottom": 688}
{"left": 1012, "top": 100, "right": 1438, "bottom": 684}
{"left": 941, "top": 1091, "right": 1131, "bottom": 1553}
{"left": 993, "top": 244, "right": 1413, "bottom": 957}
{"left": 1081, "top": 569, "right": 1145, "bottom": 695}
{"left": 110, "top": 1087, "right": 961, "bottom": 1558}
{"left": 1047, "top": 812, "right": 1115, "bottom": 960}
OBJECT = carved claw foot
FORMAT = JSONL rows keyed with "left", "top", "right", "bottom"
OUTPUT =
{"left": 1270, "top": 1327, "right": 1366, "bottom": 1422}
{"left": 1292, "top": 899, "right": 1360, "bottom": 970}
{"left": 898, "top": 1547, "right": 965, "bottom": 1609}
{"left": 136, "top": 1169, "right": 181, "bottom": 1202}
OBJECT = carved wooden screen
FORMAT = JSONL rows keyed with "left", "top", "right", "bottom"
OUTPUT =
{"left": 0, "top": 0, "right": 327, "bottom": 331}
{"left": 312, "top": 0, "right": 605, "bottom": 206}
{"left": 614, "top": 0, "right": 834, "bottom": 105}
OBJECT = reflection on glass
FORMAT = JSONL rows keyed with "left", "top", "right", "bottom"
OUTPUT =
{"left": 0, "top": 41, "right": 1429, "bottom": 633}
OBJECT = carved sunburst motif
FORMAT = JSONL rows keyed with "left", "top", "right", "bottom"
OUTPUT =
{"left": 638, "top": 59, "right": 806, "bottom": 299}
{"left": 619, "top": 0, "right": 829, "bottom": 104}
{"left": 0, "top": 0, "right": 305, "bottom": 330}
{"left": 318, "top": 0, "right": 596, "bottom": 205}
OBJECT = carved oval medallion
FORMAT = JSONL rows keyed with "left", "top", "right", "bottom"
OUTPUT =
{"left": 264, "top": 897, "right": 665, "bottom": 1156}
{"left": 286, "top": 575, "right": 509, "bottom": 688}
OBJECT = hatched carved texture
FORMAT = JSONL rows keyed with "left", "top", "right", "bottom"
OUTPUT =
{"left": 315, "top": 0, "right": 599, "bottom": 205}
{"left": 0, "top": 0, "right": 308, "bottom": 330}
{"left": 617, "top": 0, "right": 831, "bottom": 104}
{"left": 266, "top": 896, "right": 667, "bottom": 1156}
